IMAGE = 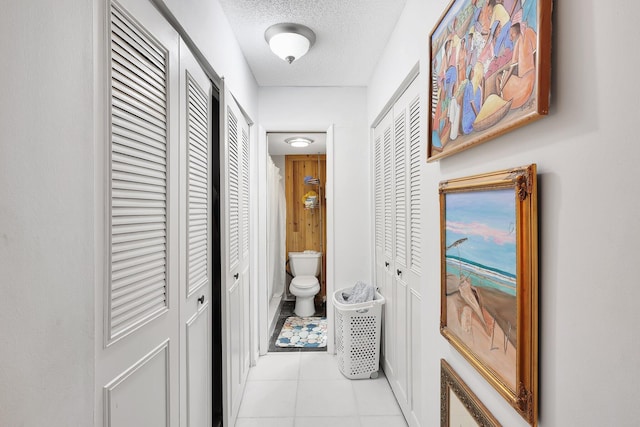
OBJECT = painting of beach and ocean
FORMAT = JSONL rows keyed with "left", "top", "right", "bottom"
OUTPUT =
{"left": 444, "top": 188, "right": 517, "bottom": 391}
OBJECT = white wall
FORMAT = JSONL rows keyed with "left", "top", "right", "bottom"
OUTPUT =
{"left": 368, "top": 0, "right": 640, "bottom": 426}
{"left": 0, "top": 1, "right": 95, "bottom": 426}
{"left": 259, "top": 87, "right": 372, "bottom": 288}
{"left": 163, "top": 0, "right": 259, "bottom": 119}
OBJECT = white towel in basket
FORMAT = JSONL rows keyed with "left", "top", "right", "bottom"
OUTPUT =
{"left": 338, "top": 281, "right": 375, "bottom": 304}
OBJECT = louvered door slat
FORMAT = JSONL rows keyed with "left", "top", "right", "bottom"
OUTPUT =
{"left": 111, "top": 10, "right": 165, "bottom": 68}
{"left": 227, "top": 108, "right": 240, "bottom": 269}
{"left": 409, "top": 96, "right": 422, "bottom": 272}
{"left": 112, "top": 140, "right": 166, "bottom": 167}
{"left": 112, "top": 170, "right": 166, "bottom": 188}
{"left": 112, "top": 228, "right": 165, "bottom": 243}
{"left": 112, "top": 106, "right": 166, "bottom": 140}
{"left": 111, "top": 293, "right": 167, "bottom": 328}
{"left": 112, "top": 268, "right": 165, "bottom": 294}
{"left": 109, "top": 4, "right": 169, "bottom": 341}
{"left": 113, "top": 133, "right": 166, "bottom": 161}
{"left": 394, "top": 112, "right": 407, "bottom": 266}
{"left": 189, "top": 153, "right": 208, "bottom": 173}
{"left": 112, "top": 159, "right": 166, "bottom": 179}
{"left": 383, "top": 126, "right": 393, "bottom": 259}
{"left": 111, "top": 78, "right": 167, "bottom": 116}
{"left": 112, "top": 65, "right": 166, "bottom": 107}
{"left": 112, "top": 280, "right": 166, "bottom": 308}
{"left": 189, "top": 244, "right": 207, "bottom": 261}
{"left": 112, "top": 236, "right": 166, "bottom": 255}
{"left": 112, "top": 90, "right": 166, "bottom": 126}
{"left": 112, "top": 116, "right": 166, "bottom": 150}
{"left": 186, "top": 73, "right": 210, "bottom": 295}
{"left": 241, "top": 128, "right": 250, "bottom": 256}
{"left": 374, "top": 134, "right": 384, "bottom": 251}
{"left": 188, "top": 98, "right": 208, "bottom": 123}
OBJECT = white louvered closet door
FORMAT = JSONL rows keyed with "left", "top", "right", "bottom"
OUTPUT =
{"left": 373, "top": 110, "right": 396, "bottom": 380}
{"left": 406, "top": 84, "right": 423, "bottom": 427}
{"left": 372, "top": 75, "right": 423, "bottom": 427}
{"left": 220, "top": 86, "right": 251, "bottom": 427}
{"left": 100, "top": 1, "right": 180, "bottom": 426}
{"left": 178, "top": 39, "right": 212, "bottom": 427}
{"left": 389, "top": 76, "right": 422, "bottom": 418}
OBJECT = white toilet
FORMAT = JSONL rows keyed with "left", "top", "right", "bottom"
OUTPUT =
{"left": 288, "top": 250, "right": 322, "bottom": 317}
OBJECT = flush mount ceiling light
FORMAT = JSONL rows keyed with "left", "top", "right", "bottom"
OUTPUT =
{"left": 264, "top": 23, "right": 316, "bottom": 64}
{"left": 285, "top": 137, "right": 314, "bottom": 148}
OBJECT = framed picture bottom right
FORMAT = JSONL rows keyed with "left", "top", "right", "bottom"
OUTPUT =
{"left": 441, "top": 359, "right": 501, "bottom": 427}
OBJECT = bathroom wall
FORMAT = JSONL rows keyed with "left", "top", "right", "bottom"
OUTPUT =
{"left": 284, "top": 155, "right": 327, "bottom": 300}
{"left": 259, "top": 87, "right": 371, "bottom": 290}
{"left": 368, "top": 0, "right": 640, "bottom": 426}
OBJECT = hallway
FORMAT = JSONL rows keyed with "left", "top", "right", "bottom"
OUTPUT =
{"left": 235, "top": 352, "right": 407, "bottom": 427}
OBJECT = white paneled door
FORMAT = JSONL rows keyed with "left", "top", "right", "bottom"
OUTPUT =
{"left": 220, "top": 85, "right": 252, "bottom": 427}
{"left": 100, "top": 1, "right": 221, "bottom": 426}
{"left": 372, "top": 75, "right": 422, "bottom": 427}
{"left": 178, "top": 39, "right": 212, "bottom": 427}
{"left": 100, "top": 1, "right": 180, "bottom": 426}
{"left": 374, "top": 109, "right": 395, "bottom": 381}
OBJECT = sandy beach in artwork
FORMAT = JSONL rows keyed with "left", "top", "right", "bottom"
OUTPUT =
{"left": 446, "top": 273, "right": 517, "bottom": 392}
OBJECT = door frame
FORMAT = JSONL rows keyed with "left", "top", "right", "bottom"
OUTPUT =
{"left": 257, "top": 125, "right": 335, "bottom": 355}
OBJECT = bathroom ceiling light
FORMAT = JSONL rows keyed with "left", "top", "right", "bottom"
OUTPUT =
{"left": 264, "top": 23, "right": 316, "bottom": 64}
{"left": 285, "top": 137, "right": 314, "bottom": 148}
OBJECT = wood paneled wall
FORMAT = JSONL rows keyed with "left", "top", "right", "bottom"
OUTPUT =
{"left": 285, "top": 155, "right": 327, "bottom": 302}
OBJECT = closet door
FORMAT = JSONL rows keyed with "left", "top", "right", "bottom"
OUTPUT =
{"left": 100, "top": 1, "right": 180, "bottom": 426}
{"left": 178, "top": 39, "right": 212, "bottom": 427}
{"left": 389, "top": 76, "right": 422, "bottom": 424}
{"left": 406, "top": 86, "right": 423, "bottom": 427}
{"left": 373, "top": 110, "right": 396, "bottom": 379}
{"left": 220, "top": 86, "right": 251, "bottom": 427}
{"left": 392, "top": 87, "right": 410, "bottom": 406}
{"left": 372, "top": 75, "right": 423, "bottom": 427}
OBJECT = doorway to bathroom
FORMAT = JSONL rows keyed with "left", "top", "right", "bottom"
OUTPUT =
{"left": 265, "top": 132, "right": 327, "bottom": 352}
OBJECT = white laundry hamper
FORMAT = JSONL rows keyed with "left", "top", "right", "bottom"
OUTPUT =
{"left": 333, "top": 288, "right": 385, "bottom": 379}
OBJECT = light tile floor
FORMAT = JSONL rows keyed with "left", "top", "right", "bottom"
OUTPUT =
{"left": 235, "top": 352, "right": 407, "bottom": 427}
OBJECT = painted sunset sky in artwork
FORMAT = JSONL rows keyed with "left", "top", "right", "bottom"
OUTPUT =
{"left": 445, "top": 189, "right": 516, "bottom": 293}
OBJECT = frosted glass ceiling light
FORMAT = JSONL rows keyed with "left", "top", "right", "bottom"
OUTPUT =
{"left": 265, "top": 23, "right": 316, "bottom": 64}
{"left": 285, "top": 137, "right": 314, "bottom": 148}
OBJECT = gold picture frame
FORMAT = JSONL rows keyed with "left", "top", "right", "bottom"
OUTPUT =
{"left": 441, "top": 359, "right": 502, "bottom": 427}
{"left": 428, "top": 0, "right": 553, "bottom": 161}
{"left": 439, "top": 165, "right": 538, "bottom": 425}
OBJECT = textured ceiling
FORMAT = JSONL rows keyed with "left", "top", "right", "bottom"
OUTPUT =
{"left": 218, "top": 0, "right": 408, "bottom": 87}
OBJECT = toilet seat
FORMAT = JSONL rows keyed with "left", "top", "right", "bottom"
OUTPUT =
{"left": 291, "top": 276, "right": 319, "bottom": 289}
{"left": 289, "top": 276, "right": 320, "bottom": 317}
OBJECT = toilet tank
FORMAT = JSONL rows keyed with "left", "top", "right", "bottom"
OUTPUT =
{"left": 289, "top": 251, "right": 321, "bottom": 276}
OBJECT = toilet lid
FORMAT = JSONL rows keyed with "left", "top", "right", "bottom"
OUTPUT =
{"left": 291, "top": 276, "right": 319, "bottom": 289}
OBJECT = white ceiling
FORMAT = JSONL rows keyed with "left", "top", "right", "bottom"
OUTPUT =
{"left": 218, "top": 0, "right": 408, "bottom": 87}
{"left": 267, "top": 132, "right": 327, "bottom": 155}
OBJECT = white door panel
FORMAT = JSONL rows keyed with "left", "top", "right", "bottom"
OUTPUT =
{"left": 99, "top": 1, "right": 180, "bottom": 425}
{"left": 372, "top": 74, "right": 422, "bottom": 426}
{"left": 185, "top": 305, "right": 210, "bottom": 427}
{"left": 179, "top": 38, "right": 212, "bottom": 427}
{"left": 220, "top": 85, "right": 251, "bottom": 427}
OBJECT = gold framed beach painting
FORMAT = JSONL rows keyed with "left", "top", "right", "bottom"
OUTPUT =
{"left": 439, "top": 165, "right": 538, "bottom": 425}
{"left": 441, "top": 359, "right": 502, "bottom": 427}
{"left": 427, "top": 0, "right": 552, "bottom": 161}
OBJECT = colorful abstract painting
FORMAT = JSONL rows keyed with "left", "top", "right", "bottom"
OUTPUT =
{"left": 428, "top": 0, "right": 552, "bottom": 161}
